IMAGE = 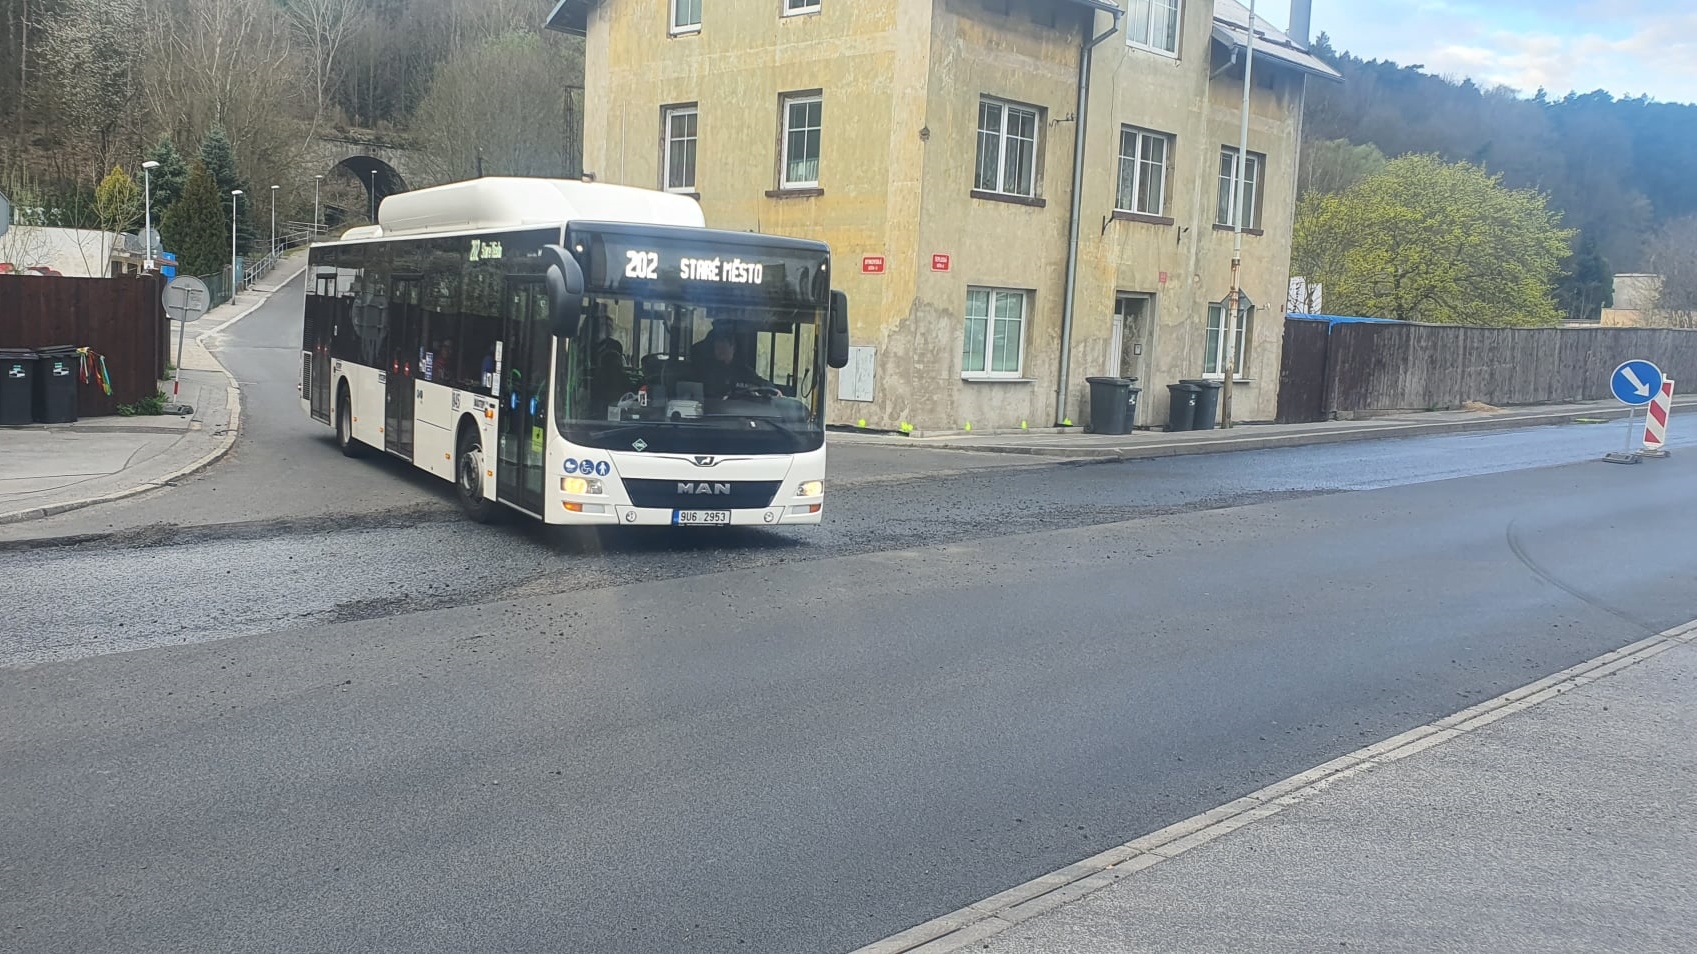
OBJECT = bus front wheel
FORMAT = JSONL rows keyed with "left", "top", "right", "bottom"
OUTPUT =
{"left": 456, "top": 430, "right": 498, "bottom": 523}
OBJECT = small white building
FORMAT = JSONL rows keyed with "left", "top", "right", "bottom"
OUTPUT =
{"left": 0, "top": 226, "right": 124, "bottom": 277}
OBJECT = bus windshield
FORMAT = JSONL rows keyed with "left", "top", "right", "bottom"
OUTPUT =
{"left": 555, "top": 296, "right": 825, "bottom": 455}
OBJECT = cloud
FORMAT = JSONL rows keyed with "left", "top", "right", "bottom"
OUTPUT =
{"left": 1309, "top": 2, "right": 1697, "bottom": 103}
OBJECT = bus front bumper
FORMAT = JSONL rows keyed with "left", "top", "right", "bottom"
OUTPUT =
{"left": 548, "top": 504, "right": 825, "bottom": 526}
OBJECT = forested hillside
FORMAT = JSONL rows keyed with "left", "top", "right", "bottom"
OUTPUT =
{"left": 1300, "top": 35, "right": 1697, "bottom": 319}
{"left": 0, "top": 0, "right": 582, "bottom": 236}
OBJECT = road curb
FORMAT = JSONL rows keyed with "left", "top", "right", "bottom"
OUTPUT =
{"left": 860, "top": 400, "right": 1697, "bottom": 461}
{"left": 850, "top": 617, "right": 1697, "bottom": 954}
{"left": 0, "top": 265, "right": 303, "bottom": 526}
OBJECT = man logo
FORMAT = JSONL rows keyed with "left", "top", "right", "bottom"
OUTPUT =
{"left": 693, "top": 456, "right": 718, "bottom": 467}
{"left": 678, "top": 482, "right": 731, "bottom": 495}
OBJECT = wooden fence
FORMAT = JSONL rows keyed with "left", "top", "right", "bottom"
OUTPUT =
{"left": 1278, "top": 319, "right": 1697, "bottom": 421}
{"left": 0, "top": 274, "right": 168, "bottom": 416}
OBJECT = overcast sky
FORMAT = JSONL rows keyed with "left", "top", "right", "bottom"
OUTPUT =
{"left": 1300, "top": 1, "right": 1697, "bottom": 104}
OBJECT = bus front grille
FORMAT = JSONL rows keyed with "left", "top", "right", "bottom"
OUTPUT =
{"left": 621, "top": 479, "right": 782, "bottom": 511}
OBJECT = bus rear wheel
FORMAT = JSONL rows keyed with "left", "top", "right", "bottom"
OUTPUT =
{"left": 456, "top": 429, "right": 498, "bottom": 523}
{"left": 336, "top": 388, "right": 364, "bottom": 458}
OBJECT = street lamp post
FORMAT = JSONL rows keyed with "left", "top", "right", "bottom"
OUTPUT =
{"left": 270, "top": 184, "right": 279, "bottom": 257}
{"left": 1221, "top": 0, "right": 1259, "bottom": 429}
{"left": 313, "top": 174, "right": 324, "bottom": 233}
{"left": 141, "top": 160, "right": 160, "bottom": 271}
{"left": 230, "top": 189, "right": 243, "bottom": 301}
{"left": 369, "top": 170, "right": 378, "bottom": 222}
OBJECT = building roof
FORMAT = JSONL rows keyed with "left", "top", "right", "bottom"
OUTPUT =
{"left": 1061, "top": 0, "right": 1126, "bottom": 14}
{"left": 543, "top": 0, "right": 591, "bottom": 35}
{"left": 1212, "top": 0, "right": 1341, "bottom": 81}
{"left": 352, "top": 177, "right": 705, "bottom": 240}
{"left": 545, "top": 0, "right": 1122, "bottom": 34}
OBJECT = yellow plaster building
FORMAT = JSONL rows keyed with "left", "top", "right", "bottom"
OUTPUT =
{"left": 547, "top": 0, "right": 1337, "bottom": 430}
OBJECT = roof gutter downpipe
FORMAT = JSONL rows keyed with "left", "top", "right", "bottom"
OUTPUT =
{"left": 1055, "top": 6, "right": 1122, "bottom": 427}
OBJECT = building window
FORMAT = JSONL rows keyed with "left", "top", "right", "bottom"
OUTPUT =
{"left": 975, "top": 99, "right": 1039, "bottom": 198}
{"left": 783, "top": 0, "right": 820, "bottom": 14}
{"left": 1217, "top": 147, "right": 1264, "bottom": 229}
{"left": 1204, "top": 301, "right": 1253, "bottom": 377}
{"left": 780, "top": 94, "right": 822, "bottom": 188}
{"left": 661, "top": 106, "right": 698, "bottom": 193}
{"left": 963, "top": 287, "right": 1026, "bottom": 377}
{"left": 671, "top": 0, "right": 701, "bottom": 34}
{"left": 1115, "top": 127, "right": 1171, "bottom": 216}
{"left": 1127, "top": 0, "right": 1180, "bottom": 55}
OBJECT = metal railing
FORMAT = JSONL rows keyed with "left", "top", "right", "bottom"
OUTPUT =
{"left": 242, "top": 225, "right": 326, "bottom": 290}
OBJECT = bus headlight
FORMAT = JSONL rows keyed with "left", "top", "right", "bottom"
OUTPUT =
{"left": 796, "top": 480, "right": 824, "bottom": 497}
{"left": 562, "top": 476, "right": 605, "bottom": 495}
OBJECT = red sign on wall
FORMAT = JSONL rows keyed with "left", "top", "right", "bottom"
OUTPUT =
{"left": 862, "top": 256, "right": 886, "bottom": 274}
{"left": 931, "top": 254, "right": 951, "bottom": 272}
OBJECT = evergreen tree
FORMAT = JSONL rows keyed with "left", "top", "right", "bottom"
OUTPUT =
{"left": 144, "top": 136, "right": 189, "bottom": 210}
{"left": 199, "top": 124, "right": 258, "bottom": 253}
{"left": 1555, "top": 237, "right": 1614, "bottom": 323}
{"left": 160, "top": 161, "right": 230, "bottom": 278}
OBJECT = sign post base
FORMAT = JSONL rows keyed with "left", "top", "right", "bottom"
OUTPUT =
{"left": 1603, "top": 451, "right": 1641, "bottom": 464}
{"left": 1639, "top": 446, "right": 1670, "bottom": 459}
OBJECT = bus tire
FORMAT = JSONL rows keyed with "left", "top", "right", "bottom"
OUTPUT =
{"left": 456, "top": 427, "right": 498, "bottom": 524}
{"left": 336, "top": 384, "right": 364, "bottom": 458}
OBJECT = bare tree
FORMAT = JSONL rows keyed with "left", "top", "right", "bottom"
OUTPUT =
{"left": 1647, "top": 215, "right": 1697, "bottom": 329}
{"left": 283, "top": 0, "right": 366, "bottom": 140}
{"left": 0, "top": 173, "right": 54, "bottom": 269}
{"left": 37, "top": 0, "right": 144, "bottom": 173}
{"left": 412, "top": 31, "right": 585, "bottom": 186}
{"left": 139, "top": 0, "right": 307, "bottom": 205}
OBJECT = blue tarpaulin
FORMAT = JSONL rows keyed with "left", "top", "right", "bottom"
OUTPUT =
{"left": 1286, "top": 313, "right": 1404, "bottom": 329}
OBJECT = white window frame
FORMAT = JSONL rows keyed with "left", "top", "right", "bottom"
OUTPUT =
{"left": 661, "top": 105, "right": 698, "bottom": 193}
{"left": 670, "top": 0, "right": 701, "bottom": 35}
{"left": 1126, "top": 0, "right": 1181, "bottom": 56}
{"left": 779, "top": 93, "right": 823, "bottom": 189}
{"left": 974, "top": 98, "right": 1040, "bottom": 199}
{"left": 1115, "top": 127, "right": 1172, "bottom": 217}
{"left": 962, "top": 287, "right": 1028, "bottom": 379}
{"left": 1204, "top": 301, "right": 1253, "bottom": 378}
{"left": 783, "top": 0, "right": 821, "bottom": 15}
{"left": 1217, "top": 147, "right": 1264, "bottom": 230}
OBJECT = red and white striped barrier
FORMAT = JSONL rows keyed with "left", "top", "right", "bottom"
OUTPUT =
{"left": 1643, "top": 378, "right": 1675, "bottom": 453}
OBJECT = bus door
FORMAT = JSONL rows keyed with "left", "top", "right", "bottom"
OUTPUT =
{"left": 497, "top": 280, "right": 550, "bottom": 514}
{"left": 383, "top": 281, "right": 416, "bottom": 459}
{"left": 303, "top": 272, "right": 334, "bottom": 424}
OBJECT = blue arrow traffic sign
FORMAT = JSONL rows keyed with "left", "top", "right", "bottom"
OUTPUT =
{"left": 1611, "top": 359, "right": 1663, "bottom": 406}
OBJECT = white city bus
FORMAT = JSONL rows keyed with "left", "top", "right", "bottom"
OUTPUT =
{"left": 299, "top": 177, "right": 850, "bottom": 526}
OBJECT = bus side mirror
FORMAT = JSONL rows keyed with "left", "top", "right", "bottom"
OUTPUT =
{"left": 828, "top": 289, "right": 850, "bottom": 369}
{"left": 542, "top": 244, "right": 585, "bottom": 339}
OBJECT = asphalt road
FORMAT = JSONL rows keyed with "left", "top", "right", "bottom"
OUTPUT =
{"left": 4, "top": 282, "right": 1695, "bottom": 953}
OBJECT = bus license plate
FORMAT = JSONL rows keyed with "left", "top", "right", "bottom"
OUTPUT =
{"left": 674, "top": 510, "right": 731, "bottom": 526}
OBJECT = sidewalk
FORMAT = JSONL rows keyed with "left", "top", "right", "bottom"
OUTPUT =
{"left": 859, "top": 619, "right": 1697, "bottom": 954}
{"left": 0, "top": 258, "right": 304, "bottom": 525}
{"left": 832, "top": 397, "right": 1697, "bottom": 460}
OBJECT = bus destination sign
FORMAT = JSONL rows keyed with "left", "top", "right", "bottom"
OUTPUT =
{"left": 581, "top": 228, "right": 830, "bottom": 307}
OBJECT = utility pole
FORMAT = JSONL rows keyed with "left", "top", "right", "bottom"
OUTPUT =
{"left": 270, "top": 184, "right": 278, "bottom": 256}
{"left": 1222, "top": 0, "right": 1257, "bottom": 429}
{"left": 369, "top": 170, "right": 377, "bottom": 222}
{"left": 141, "top": 160, "right": 159, "bottom": 270}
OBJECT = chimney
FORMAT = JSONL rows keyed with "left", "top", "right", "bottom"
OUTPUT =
{"left": 1289, "top": 0, "right": 1311, "bottom": 49}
